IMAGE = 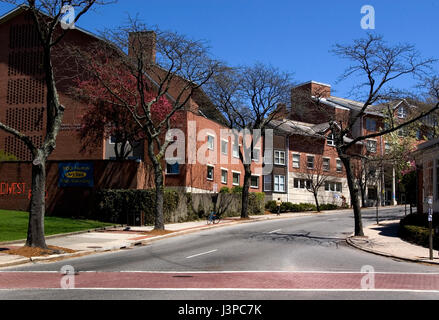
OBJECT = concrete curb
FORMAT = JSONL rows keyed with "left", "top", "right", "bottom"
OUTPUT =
{"left": 0, "top": 225, "right": 122, "bottom": 246}
{"left": 346, "top": 236, "right": 439, "bottom": 266}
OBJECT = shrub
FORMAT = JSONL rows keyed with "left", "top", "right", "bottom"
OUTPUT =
{"left": 266, "top": 201, "right": 317, "bottom": 213}
{"left": 220, "top": 187, "right": 231, "bottom": 194}
{"left": 399, "top": 213, "right": 439, "bottom": 250}
{"left": 93, "top": 189, "right": 179, "bottom": 225}
{"left": 248, "top": 192, "right": 265, "bottom": 215}
{"left": 319, "top": 204, "right": 339, "bottom": 211}
{"left": 231, "top": 186, "right": 243, "bottom": 194}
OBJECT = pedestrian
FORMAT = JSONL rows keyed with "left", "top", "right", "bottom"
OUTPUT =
{"left": 276, "top": 198, "right": 282, "bottom": 216}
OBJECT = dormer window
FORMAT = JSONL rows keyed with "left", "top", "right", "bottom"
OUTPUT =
{"left": 327, "top": 134, "right": 335, "bottom": 146}
{"left": 398, "top": 106, "right": 407, "bottom": 119}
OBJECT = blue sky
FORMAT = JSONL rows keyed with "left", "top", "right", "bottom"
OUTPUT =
{"left": 1, "top": 0, "right": 438, "bottom": 98}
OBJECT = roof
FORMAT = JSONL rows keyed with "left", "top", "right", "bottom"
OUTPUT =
{"left": 417, "top": 137, "right": 439, "bottom": 152}
{"left": 268, "top": 119, "right": 326, "bottom": 139}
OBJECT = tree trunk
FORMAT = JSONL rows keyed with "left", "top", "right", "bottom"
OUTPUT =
{"left": 341, "top": 156, "right": 364, "bottom": 236}
{"left": 241, "top": 164, "right": 252, "bottom": 219}
{"left": 313, "top": 192, "right": 320, "bottom": 212}
{"left": 25, "top": 155, "right": 48, "bottom": 249}
{"left": 153, "top": 165, "right": 165, "bottom": 230}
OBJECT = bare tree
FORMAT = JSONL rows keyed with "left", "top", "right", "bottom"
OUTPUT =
{"left": 205, "top": 63, "right": 293, "bottom": 218}
{"left": 0, "top": 0, "right": 113, "bottom": 249}
{"left": 70, "top": 19, "right": 220, "bottom": 230}
{"left": 293, "top": 34, "right": 438, "bottom": 236}
{"left": 296, "top": 156, "right": 331, "bottom": 212}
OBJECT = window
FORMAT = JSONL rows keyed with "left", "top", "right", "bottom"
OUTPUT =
{"left": 366, "top": 140, "right": 377, "bottom": 153}
{"left": 274, "top": 151, "right": 286, "bottom": 165}
{"left": 109, "top": 136, "right": 117, "bottom": 144}
{"left": 385, "top": 142, "right": 391, "bottom": 154}
{"left": 264, "top": 175, "right": 272, "bottom": 191}
{"left": 398, "top": 127, "right": 408, "bottom": 137}
{"left": 336, "top": 159, "right": 343, "bottom": 173}
{"left": 323, "top": 158, "right": 330, "bottom": 171}
{"left": 233, "top": 172, "right": 241, "bottom": 186}
{"left": 327, "top": 134, "right": 335, "bottom": 147}
{"left": 250, "top": 176, "right": 259, "bottom": 188}
{"left": 207, "top": 135, "right": 215, "bottom": 150}
{"left": 207, "top": 166, "right": 214, "bottom": 181}
{"left": 398, "top": 106, "right": 407, "bottom": 119}
{"left": 365, "top": 118, "right": 377, "bottom": 131}
{"left": 166, "top": 161, "right": 180, "bottom": 175}
{"left": 307, "top": 155, "right": 315, "bottom": 169}
{"left": 233, "top": 144, "right": 240, "bottom": 158}
{"left": 294, "top": 178, "right": 312, "bottom": 190}
{"left": 274, "top": 175, "right": 285, "bottom": 192}
{"left": 221, "top": 169, "right": 228, "bottom": 184}
{"left": 221, "top": 140, "right": 228, "bottom": 155}
{"left": 292, "top": 154, "right": 300, "bottom": 169}
{"left": 252, "top": 148, "right": 260, "bottom": 162}
{"left": 336, "top": 182, "right": 342, "bottom": 192}
{"left": 325, "top": 181, "right": 342, "bottom": 192}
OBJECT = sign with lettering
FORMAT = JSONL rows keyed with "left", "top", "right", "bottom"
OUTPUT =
{"left": 59, "top": 163, "right": 94, "bottom": 187}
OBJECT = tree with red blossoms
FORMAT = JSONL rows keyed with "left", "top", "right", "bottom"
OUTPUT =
{"left": 70, "top": 19, "right": 220, "bottom": 230}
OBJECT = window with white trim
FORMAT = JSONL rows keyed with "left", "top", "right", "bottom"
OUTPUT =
{"left": 233, "top": 144, "right": 240, "bottom": 158}
{"left": 292, "top": 154, "right": 300, "bottom": 169}
{"left": 232, "top": 172, "right": 241, "bottom": 186}
{"left": 207, "top": 165, "right": 214, "bottom": 181}
{"left": 307, "top": 155, "right": 315, "bottom": 169}
{"left": 221, "top": 169, "right": 228, "bottom": 184}
{"left": 398, "top": 106, "right": 407, "bottom": 119}
{"left": 327, "top": 134, "right": 335, "bottom": 147}
{"left": 274, "top": 175, "right": 286, "bottom": 192}
{"left": 366, "top": 140, "right": 377, "bottom": 153}
{"left": 264, "top": 175, "right": 272, "bottom": 191}
{"left": 323, "top": 158, "right": 330, "bottom": 171}
{"left": 336, "top": 159, "right": 343, "bottom": 173}
{"left": 252, "top": 148, "right": 260, "bottom": 162}
{"left": 221, "top": 140, "right": 228, "bottom": 155}
{"left": 250, "top": 176, "right": 259, "bottom": 188}
{"left": 207, "top": 135, "right": 215, "bottom": 151}
{"left": 274, "top": 151, "right": 286, "bottom": 165}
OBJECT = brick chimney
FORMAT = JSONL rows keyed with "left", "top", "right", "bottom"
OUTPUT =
{"left": 128, "top": 31, "right": 156, "bottom": 65}
{"left": 291, "top": 81, "right": 331, "bottom": 99}
{"left": 290, "top": 81, "right": 332, "bottom": 123}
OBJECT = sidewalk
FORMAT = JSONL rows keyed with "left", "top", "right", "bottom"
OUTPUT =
{"left": 347, "top": 220, "right": 439, "bottom": 265}
{"left": 0, "top": 211, "right": 325, "bottom": 268}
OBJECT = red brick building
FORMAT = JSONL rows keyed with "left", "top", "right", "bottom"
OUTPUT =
{"left": 0, "top": 6, "right": 264, "bottom": 198}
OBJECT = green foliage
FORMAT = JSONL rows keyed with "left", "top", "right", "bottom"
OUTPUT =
{"left": 0, "top": 210, "right": 113, "bottom": 242}
{"left": 219, "top": 187, "right": 231, "bottom": 194}
{"left": 399, "top": 213, "right": 439, "bottom": 249}
{"left": 247, "top": 192, "right": 265, "bottom": 215}
{"left": 319, "top": 204, "right": 339, "bottom": 211}
{"left": 93, "top": 189, "right": 179, "bottom": 225}
{"left": 231, "top": 186, "right": 243, "bottom": 194}
{"left": 266, "top": 201, "right": 319, "bottom": 213}
{"left": 0, "top": 150, "right": 18, "bottom": 162}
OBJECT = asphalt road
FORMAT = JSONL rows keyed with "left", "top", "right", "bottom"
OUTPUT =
{"left": 2, "top": 206, "right": 439, "bottom": 300}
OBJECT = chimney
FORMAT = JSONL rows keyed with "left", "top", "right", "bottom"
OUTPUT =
{"left": 128, "top": 31, "right": 156, "bottom": 66}
{"left": 291, "top": 81, "right": 331, "bottom": 99}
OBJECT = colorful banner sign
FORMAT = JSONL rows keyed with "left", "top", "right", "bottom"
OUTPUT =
{"left": 59, "top": 162, "right": 94, "bottom": 187}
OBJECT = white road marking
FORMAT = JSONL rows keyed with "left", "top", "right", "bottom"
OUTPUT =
{"left": 185, "top": 250, "right": 218, "bottom": 259}
{"left": 268, "top": 229, "right": 282, "bottom": 234}
{"left": 2, "top": 288, "right": 439, "bottom": 293}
